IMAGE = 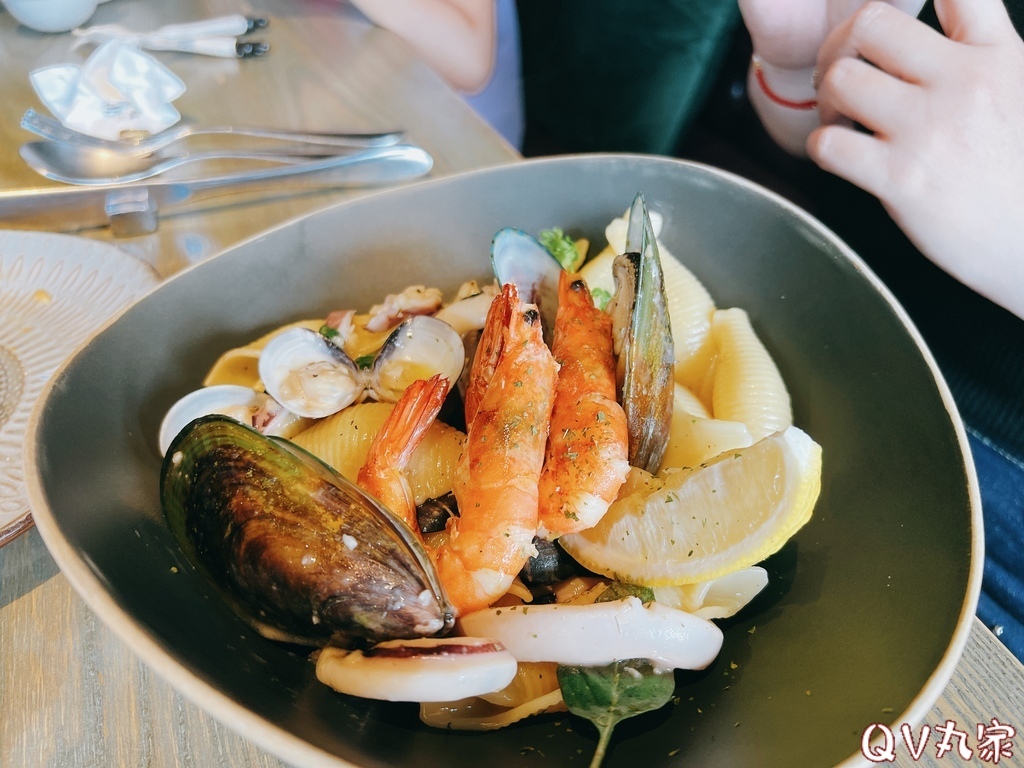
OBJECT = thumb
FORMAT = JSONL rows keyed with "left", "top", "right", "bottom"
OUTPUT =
{"left": 934, "top": 0, "right": 1015, "bottom": 44}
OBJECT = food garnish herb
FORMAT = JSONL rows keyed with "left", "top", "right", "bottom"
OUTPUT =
{"left": 557, "top": 659, "right": 675, "bottom": 768}
{"left": 556, "top": 582, "right": 670, "bottom": 768}
{"left": 355, "top": 354, "right": 375, "bottom": 370}
{"left": 594, "top": 582, "right": 654, "bottom": 604}
{"left": 591, "top": 287, "right": 613, "bottom": 311}
{"left": 539, "top": 228, "right": 583, "bottom": 272}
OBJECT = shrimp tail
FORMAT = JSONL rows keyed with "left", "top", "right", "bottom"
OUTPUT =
{"left": 357, "top": 374, "right": 451, "bottom": 532}
{"left": 463, "top": 282, "right": 516, "bottom": 427}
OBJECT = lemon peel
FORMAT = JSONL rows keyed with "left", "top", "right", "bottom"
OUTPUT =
{"left": 559, "top": 426, "right": 822, "bottom": 586}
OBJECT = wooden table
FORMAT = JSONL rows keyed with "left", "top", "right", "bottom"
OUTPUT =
{"left": 1, "top": 1, "right": 1022, "bottom": 767}
{"left": 0, "top": 0, "right": 515, "bottom": 278}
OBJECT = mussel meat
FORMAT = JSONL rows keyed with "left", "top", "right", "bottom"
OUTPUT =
{"left": 161, "top": 415, "right": 454, "bottom": 647}
{"left": 610, "top": 194, "right": 675, "bottom": 472}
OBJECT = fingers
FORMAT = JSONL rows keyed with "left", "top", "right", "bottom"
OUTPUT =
{"left": 739, "top": 0, "right": 830, "bottom": 68}
{"left": 806, "top": 125, "right": 891, "bottom": 200}
{"left": 817, "top": 2, "right": 951, "bottom": 86}
{"left": 934, "top": 0, "right": 1016, "bottom": 45}
{"left": 816, "top": 56, "right": 920, "bottom": 132}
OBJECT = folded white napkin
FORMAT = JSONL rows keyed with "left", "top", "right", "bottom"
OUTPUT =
{"left": 30, "top": 39, "right": 185, "bottom": 140}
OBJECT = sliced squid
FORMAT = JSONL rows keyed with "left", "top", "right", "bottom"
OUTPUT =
{"left": 459, "top": 596, "right": 723, "bottom": 672}
{"left": 316, "top": 637, "right": 518, "bottom": 703}
{"left": 652, "top": 567, "right": 769, "bottom": 620}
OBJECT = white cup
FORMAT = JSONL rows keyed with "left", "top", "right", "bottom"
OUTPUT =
{"left": 3, "top": 0, "right": 99, "bottom": 33}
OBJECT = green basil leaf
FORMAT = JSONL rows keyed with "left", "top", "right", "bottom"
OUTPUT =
{"left": 539, "top": 227, "right": 583, "bottom": 272}
{"left": 595, "top": 582, "right": 655, "bottom": 604}
{"left": 591, "top": 287, "right": 613, "bottom": 311}
{"left": 557, "top": 659, "right": 675, "bottom": 768}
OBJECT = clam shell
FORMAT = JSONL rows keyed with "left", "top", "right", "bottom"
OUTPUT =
{"left": 258, "top": 327, "right": 364, "bottom": 418}
{"left": 157, "top": 384, "right": 307, "bottom": 456}
{"left": 370, "top": 315, "right": 465, "bottom": 402}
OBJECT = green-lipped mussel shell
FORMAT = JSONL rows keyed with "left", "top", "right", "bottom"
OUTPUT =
{"left": 611, "top": 195, "right": 675, "bottom": 472}
{"left": 161, "top": 415, "right": 454, "bottom": 648}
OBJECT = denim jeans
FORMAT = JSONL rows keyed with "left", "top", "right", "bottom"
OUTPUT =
{"left": 970, "top": 430, "right": 1024, "bottom": 661}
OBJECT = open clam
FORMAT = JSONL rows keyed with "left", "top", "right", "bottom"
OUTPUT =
{"left": 161, "top": 415, "right": 455, "bottom": 647}
{"left": 370, "top": 315, "right": 465, "bottom": 402}
{"left": 259, "top": 327, "right": 364, "bottom": 419}
{"left": 260, "top": 320, "right": 465, "bottom": 419}
{"left": 610, "top": 194, "right": 675, "bottom": 472}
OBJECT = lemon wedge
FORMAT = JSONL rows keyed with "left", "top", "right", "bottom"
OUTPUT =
{"left": 558, "top": 426, "right": 822, "bottom": 586}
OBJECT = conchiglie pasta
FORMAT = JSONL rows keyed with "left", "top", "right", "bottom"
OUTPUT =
{"left": 659, "top": 251, "right": 716, "bottom": 395}
{"left": 202, "top": 319, "right": 324, "bottom": 388}
{"left": 419, "top": 663, "right": 565, "bottom": 731}
{"left": 710, "top": 308, "right": 792, "bottom": 441}
{"left": 251, "top": 319, "right": 325, "bottom": 349}
{"left": 660, "top": 383, "right": 754, "bottom": 471}
{"left": 202, "top": 347, "right": 262, "bottom": 388}
{"left": 291, "top": 401, "right": 465, "bottom": 504}
{"left": 479, "top": 662, "right": 560, "bottom": 707}
{"left": 671, "top": 380, "right": 710, "bottom": 420}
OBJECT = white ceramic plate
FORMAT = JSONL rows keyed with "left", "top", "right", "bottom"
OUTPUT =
{"left": 0, "top": 231, "right": 158, "bottom": 546}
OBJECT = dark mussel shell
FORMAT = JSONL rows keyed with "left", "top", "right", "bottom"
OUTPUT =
{"left": 611, "top": 194, "right": 675, "bottom": 472}
{"left": 161, "top": 415, "right": 454, "bottom": 648}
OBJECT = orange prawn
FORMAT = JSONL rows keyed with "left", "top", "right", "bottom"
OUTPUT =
{"left": 537, "top": 271, "right": 629, "bottom": 539}
{"left": 357, "top": 283, "right": 558, "bottom": 616}
{"left": 357, "top": 375, "right": 449, "bottom": 533}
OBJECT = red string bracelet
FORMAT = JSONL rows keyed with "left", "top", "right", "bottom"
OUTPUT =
{"left": 752, "top": 55, "right": 818, "bottom": 111}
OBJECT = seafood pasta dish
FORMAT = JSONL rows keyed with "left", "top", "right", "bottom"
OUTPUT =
{"left": 159, "top": 195, "right": 822, "bottom": 765}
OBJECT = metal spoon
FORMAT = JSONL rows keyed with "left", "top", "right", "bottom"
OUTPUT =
{"left": 21, "top": 109, "right": 404, "bottom": 157}
{"left": 0, "top": 144, "right": 435, "bottom": 234}
{"left": 20, "top": 141, "right": 351, "bottom": 185}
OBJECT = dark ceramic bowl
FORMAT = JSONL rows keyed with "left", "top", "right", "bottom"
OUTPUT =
{"left": 27, "top": 155, "right": 981, "bottom": 768}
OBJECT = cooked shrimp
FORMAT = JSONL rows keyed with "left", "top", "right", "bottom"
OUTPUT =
{"left": 357, "top": 283, "right": 558, "bottom": 616}
{"left": 436, "top": 283, "right": 558, "bottom": 614}
{"left": 460, "top": 280, "right": 514, "bottom": 428}
{"left": 537, "top": 272, "right": 629, "bottom": 539}
{"left": 357, "top": 375, "right": 450, "bottom": 532}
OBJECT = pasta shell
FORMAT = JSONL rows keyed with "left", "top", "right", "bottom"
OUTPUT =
{"left": 291, "top": 402, "right": 465, "bottom": 505}
{"left": 661, "top": 384, "right": 754, "bottom": 471}
{"left": 202, "top": 347, "right": 262, "bottom": 389}
{"left": 710, "top": 308, "right": 792, "bottom": 441}
{"left": 660, "top": 248, "right": 716, "bottom": 395}
{"left": 203, "top": 319, "right": 324, "bottom": 388}
{"left": 419, "top": 674, "right": 565, "bottom": 731}
{"left": 479, "top": 662, "right": 560, "bottom": 707}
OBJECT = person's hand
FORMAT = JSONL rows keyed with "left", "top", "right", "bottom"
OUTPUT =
{"left": 810, "top": 0, "right": 1024, "bottom": 319}
{"left": 738, "top": 0, "right": 924, "bottom": 154}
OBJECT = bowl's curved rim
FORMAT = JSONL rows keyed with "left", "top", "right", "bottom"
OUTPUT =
{"left": 24, "top": 153, "right": 984, "bottom": 768}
